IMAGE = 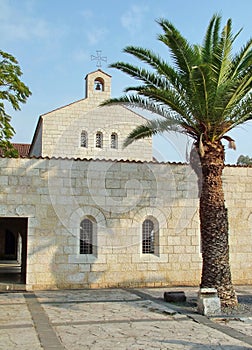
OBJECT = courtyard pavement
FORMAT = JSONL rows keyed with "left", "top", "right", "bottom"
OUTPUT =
{"left": 0, "top": 286, "right": 252, "bottom": 350}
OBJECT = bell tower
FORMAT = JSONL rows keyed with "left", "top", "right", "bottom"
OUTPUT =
{"left": 85, "top": 69, "right": 111, "bottom": 103}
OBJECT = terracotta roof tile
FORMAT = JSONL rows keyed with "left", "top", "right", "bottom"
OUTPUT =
{"left": 0, "top": 143, "right": 30, "bottom": 157}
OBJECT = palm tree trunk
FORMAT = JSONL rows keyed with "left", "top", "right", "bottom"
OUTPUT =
{"left": 191, "top": 141, "right": 238, "bottom": 307}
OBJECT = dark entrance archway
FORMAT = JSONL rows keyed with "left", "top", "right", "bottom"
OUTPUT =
{"left": 0, "top": 217, "right": 28, "bottom": 284}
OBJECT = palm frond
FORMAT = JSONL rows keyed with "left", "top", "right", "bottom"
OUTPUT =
{"left": 157, "top": 18, "right": 199, "bottom": 78}
{"left": 102, "top": 94, "right": 183, "bottom": 122}
{"left": 227, "top": 93, "right": 252, "bottom": 124}
{"left": 109, "top": 62, "right": 160, "bottom": 86}
{"left": 123, "top": 118, "right": 182, "bottom": 147}
{"left": 104, "top": 14, "right": 251, "bottom": 149}
{"left": 212, "top": 15, "right": 221, "bottom": 53}
{"left": 202, "top": 14, "right": 220, "bottom": 63}
{"left": 221, "top": 73, "right": 252, "bottom": 118}
{"left": 191, "top": 64, "right": 210, "bottom": 118}
{"left": 211, "top": 18, "right": 234, "bottom": 88}
{"left": 110, "top": 57, "right": 187, "bottom": 99}
{"left": 231, "top": 39, "right": 252, "bottom": 77}
{"left": 123, "top": 46, "right": 176, "bottom": 79}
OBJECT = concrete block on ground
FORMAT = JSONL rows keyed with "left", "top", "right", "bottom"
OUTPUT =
{"left": 164, "top": 291, "right": 186, "bottom": 303}
{"left": 197, "top": 288, "right": 221, "bottom": 316}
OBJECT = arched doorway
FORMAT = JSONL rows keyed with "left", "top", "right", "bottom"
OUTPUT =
{"left": 0, "top": 217, "right": 27, "bottom": 284}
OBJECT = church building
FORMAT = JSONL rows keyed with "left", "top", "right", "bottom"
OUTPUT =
{"left": 0, "top": 70, "right": 251, "bottom": 291}
{"left": 29, "top": 69, "right": 152, "bottom": 161}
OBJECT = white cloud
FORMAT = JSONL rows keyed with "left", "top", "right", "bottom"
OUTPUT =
{"left": 0, "top": 0, "right": 63, "bottom": 43}
{"left": 86, "top": 27, "right": 108, "bottom": 45}
{"left": 121, "top": 4, "right": 149, "bottom": 35}
{"left": 3, "top": 18, "right": 51, "bottom": 41}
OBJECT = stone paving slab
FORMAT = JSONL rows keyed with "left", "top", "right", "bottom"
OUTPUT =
{"left": 37, "top": 288, "right": 252, "bottom": 349}
{"left": 213, "top": 317, "right": 252, "bottom": 338}
{"left": 0, "top": 327, "right": 43, "bottom": 350}
{"left": 35, "top": 289, "right": 139, "bottom": 302}
{"left": 36, "top": 291, "right": 175, "bottom": 325}
{"left": 54, "top": 317, "right": 252, "bottom": 350}
{"left": 0, "top": 293, "right": 42, "bottom": 350}
{"left": 0, "top": 287, "right": 252, "bottom": 349}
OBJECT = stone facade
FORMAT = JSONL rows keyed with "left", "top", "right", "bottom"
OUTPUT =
{"left": 1, "top": 69, "right": 251, "bottom": 290}
{"left": 29, "top": 70, "right": 152, "bottom": 161}
{"left": 0, "top": 157, "right": 251, "bottom": 290}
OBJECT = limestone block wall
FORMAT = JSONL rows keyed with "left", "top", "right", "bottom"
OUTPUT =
{"left": 0, "top": 158, "right": 251, "bottom": 290}
{"left": 223, "top": 166, "right": 252, "bottom": 284}
{"left": 85, "top": 70, "right": 111, "bottom": 101}
{"left": 29, "top": 69, "right": 152, "bottom": 162}
{"left": 39, "top": 104, "right": 152, "bottom": 161}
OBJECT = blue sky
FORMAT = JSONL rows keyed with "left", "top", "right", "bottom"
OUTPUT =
{"left": 1, "top": 0, "right": 251, "bottom": 163}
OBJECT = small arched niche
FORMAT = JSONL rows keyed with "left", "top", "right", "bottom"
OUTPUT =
{"left": 94, "top": 77, "right": 105, "bottom": 92}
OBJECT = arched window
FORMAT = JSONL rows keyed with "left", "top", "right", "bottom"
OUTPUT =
{"left": 111, "top": 133, "right": 118, "bottom": 149}
{"left": 96, "top": 132, "right": 103, "bottom": 148}
{"left": 80, "top": 218, "right": 93, "bottom": 254}
{"left": 142, "top": 219, "right": 156, "bottom": 254}
{"left": 80, "top": 130, "right": 88, "bottom": 148}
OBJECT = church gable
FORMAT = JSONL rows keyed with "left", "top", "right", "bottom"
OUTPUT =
{"left": 30, "top": 70, "right": 152, "bottom": 161}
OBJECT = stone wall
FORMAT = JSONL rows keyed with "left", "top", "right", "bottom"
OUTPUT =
{"left": 0, "top": 157, "right": 251, "bottom": 290}
{"left": 39, "top": 104, "right": 153, "bottom": 161}
{"left": 29, "top": 69, "right": 153, "bottom": 162}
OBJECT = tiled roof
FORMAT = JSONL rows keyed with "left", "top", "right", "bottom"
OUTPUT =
{"left": 0, "top": 143, "right": 30, "bottom": 157}
{"left": 0, "top": 153, "right": 249, "bottom": 167}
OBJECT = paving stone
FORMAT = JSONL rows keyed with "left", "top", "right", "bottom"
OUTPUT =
{"left": 0, "top": 287, "right": 252, "bottom": 349}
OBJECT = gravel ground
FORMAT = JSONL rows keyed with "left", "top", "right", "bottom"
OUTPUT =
{"left": 159, "top": 287, "right": 252, "bottom": 317}
{"left": 222, "top": 293, "right": 252, "bottom": 317}
{"left": 183, "top": 291, "right": 252, "bottom": 317}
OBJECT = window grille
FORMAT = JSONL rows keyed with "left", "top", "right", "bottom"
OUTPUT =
{"left": 81, "top": 131, "right": 88, "bottom": 147}
{"left": 142, "top": 219, "right": 155, "bottom": 254}
{"left": 80, "top": 219, "right": 93, "bottom": 254}
{"left": 96, "top": 132, "right": 103, "bottom": 148}
{"left": 111, "top": 133, "right": 118, "bottom": 149}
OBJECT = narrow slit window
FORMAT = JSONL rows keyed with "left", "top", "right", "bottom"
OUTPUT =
{"left": 80, "top": 131, "right": 88, "bottom": 148}
{"left": 111, "top": 133, "right": 118, "bottom": 149}
{"left": 80, "top": 219, "right": 93, "bottom": 254}
{"left": 142, "top": 219, "right": 155, "bottom": 254}
{"left": 96, "top": 132, "right": 103, "bottom": 148}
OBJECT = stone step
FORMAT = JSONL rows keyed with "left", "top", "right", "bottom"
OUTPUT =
{"left": 0, "top": 283, "right": 26, "bottom": 292}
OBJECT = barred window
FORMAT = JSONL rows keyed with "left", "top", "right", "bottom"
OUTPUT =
{"left": 111, "top": 133, "right": 118, "bottom": 149}
{"left": 96, "top": 132, "right": 103, "bottom": 148}
{"left": 80, "top": 131, "right": 88, "bottom": 147}
{"left": 142, "top": 219, "right": 155, "bottom": 254}
{"left": 80, "top": 219, "right": 93, "bottom": 254}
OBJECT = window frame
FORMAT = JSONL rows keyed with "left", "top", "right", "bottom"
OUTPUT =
{"left": 80, "top": 218, "right": 93, "bottom": 255}
{"left": 95, "top": 131, "right": 103, "bottom": 148}
{"left": 80, "top": 130, "right": 88, "bottom": 148}
{"left": 110, "top": 132, "right": 118, "bottom": 149}
{"left": 142, "top": 217, "right": 159, "bottom": 255}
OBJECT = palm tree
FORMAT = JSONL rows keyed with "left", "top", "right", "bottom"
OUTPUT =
{"left": 103, "top": 14, "right": 252, "bottom": 307}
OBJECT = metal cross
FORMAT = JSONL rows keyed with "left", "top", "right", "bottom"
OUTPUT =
{"left": 91, "top": 50, "right": 107, "bottom": 68}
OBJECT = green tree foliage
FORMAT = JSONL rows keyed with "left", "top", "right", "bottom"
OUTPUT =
{"left": 237, "top": 155, "right": 252, "bottom": 165}
{"left": 103, "top": 14, "right": 252, "bottom": 306}
{"left": 0, "top": 50, "right": 31, "bottom": 156}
